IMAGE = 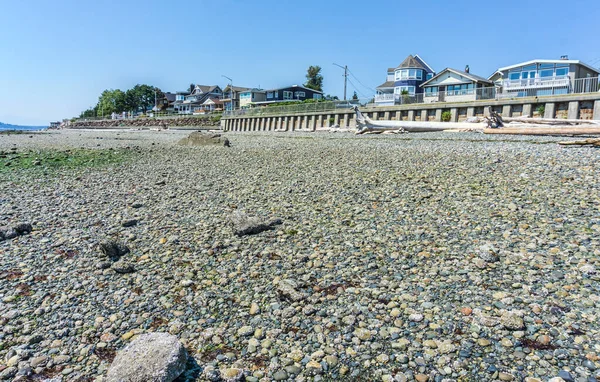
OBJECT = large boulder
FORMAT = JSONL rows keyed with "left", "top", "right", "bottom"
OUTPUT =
{"left": 105, "top": 333, "right": 188, "bottom": 382}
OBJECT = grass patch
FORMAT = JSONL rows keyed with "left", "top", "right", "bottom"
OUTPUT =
{"left": 0, "top": 148, "right": 134, "bottom": 174}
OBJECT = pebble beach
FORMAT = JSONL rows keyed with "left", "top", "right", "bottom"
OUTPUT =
{"left": 1, "top": 129, "right": 599, "bottom": 382}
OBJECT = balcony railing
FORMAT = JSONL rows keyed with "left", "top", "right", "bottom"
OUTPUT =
{"left": 502, "top": 76, "right": 570, "bottom": 89}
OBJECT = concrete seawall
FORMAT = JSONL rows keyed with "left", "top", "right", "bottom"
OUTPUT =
{"left": 221, "top": 94, "right": 600, "bottom": 132}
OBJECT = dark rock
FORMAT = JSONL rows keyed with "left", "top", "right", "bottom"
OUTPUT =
{"left": 131, "top": 203, "right": 143, "bottom": 209}
{"left": 121, "top": 219, "right": 138, "bottom": 228}
{"left": 99, "top": 240, "right": 130, "bottom": 260}
{"left": 558, "top": 370, "right": 575, "bottom": 382}
{"left": 13, "top": 223, "right": 32, "bottom": 235}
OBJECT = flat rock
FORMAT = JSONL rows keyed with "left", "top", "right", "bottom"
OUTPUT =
{"left": 276, "top": 279, "right": 307, "bottom": 302}
{"left": 105, "top": 332, "right": 187, "bottom": 382}
{"left": 230, "top": 210, "right": 282, "bottom": 237}
{"left": 112, "top": 261, "right": 136, "bottom": 274}
{"left": 178, "top": 132, "right": 230, "bottom": 147}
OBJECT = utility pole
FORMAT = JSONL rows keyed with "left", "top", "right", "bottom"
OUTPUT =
{"left": 154, "top": 89, "right": 157, "bottom": 114}
{"left": 333, "top": 63, "right": 348, "bottom": 100}
{"left": 222, "top": 75, "right": 233, "bottom": 112}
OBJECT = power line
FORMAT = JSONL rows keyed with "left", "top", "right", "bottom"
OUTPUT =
{"left": 347, "top": 68, "right": 378, "bottom": 94}
{"left": 347, "top": 77, "right": 371, "bottom": 99}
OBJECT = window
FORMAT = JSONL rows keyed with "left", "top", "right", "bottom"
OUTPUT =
{"left": 266, "top": 92, "right": 273, "bottom": 99}
{"left": 447, "top": 84, "right": 474, "bottom": 96}
{"left": 274, "top": 91, "right": 279, "bottom": 99}
{"left": 283, "top": 91, "right": 293, "bottom": 100}
{"left": 509, "top": 72, "right": 520, "bottom": 80}
{"left": 395, "top": 86, "right": 415, "bottom": 95}
{"left": 240, "top": 92, "right": 251, "bottom": 99}
{"left": 425, "top": 87, "right": 438, "bottom": 96}
{"left": 395, "top": 69, "right": 422, "bottom": 80}
{"left": 426, "top": 73, "right": 433, "bottom": 80}
{"left": 555, "top": 68, "right": 568, "bottom": 77}
{"left": 294, "top": 91, "right": 306, "bottom": 98}
{"left": 540, "top": 69, "right": 554, "bottom": 78}
{"left": 313, "top": 94, "right": 322, "bottom": 100}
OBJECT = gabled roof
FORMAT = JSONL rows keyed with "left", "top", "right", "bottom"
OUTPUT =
{"left": 392, "top": 54, "right": 435, "bottom": 73}
{"left": 487, "top": 70, "right": 503, "bottom": 81}
{"left": 376, "top": 80, "right": 395, "bottom": 89}
{"left": 420, "top": 68, "right": 493, "bottom": 87}
{"left": 193, "top": 85, "right": 221, "bottom": 94}
{"left": 497, "top": 59, "right": 600, "bottom": 74}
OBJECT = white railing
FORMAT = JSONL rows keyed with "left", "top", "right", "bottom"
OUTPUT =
{"left": 502, "top": 76, "right": 570, "bottom": 89}
{"left": 374, "top": 94, "right": 395, "bottom": 102}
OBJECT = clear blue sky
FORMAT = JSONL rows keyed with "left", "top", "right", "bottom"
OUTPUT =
{"left": 1, "top": 0, "right": 599, "bottom": 125}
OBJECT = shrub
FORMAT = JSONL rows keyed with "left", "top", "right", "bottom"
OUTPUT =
{"left": 536, "top": 105, "right": 545, "bottom": 117}
{"left": 441, "top": 111, "right": 452, "bottom": 122}
{"left": 328, "top": 117, "right": 335, "bottom": 125}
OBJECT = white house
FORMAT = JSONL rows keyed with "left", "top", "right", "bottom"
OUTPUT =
{"left": 420, "top": 68, "right": 494, "bottom": 103}
{"left": 492, "top": 57, "right": 600, "bottom": 98}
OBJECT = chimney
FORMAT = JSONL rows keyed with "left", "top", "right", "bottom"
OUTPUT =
{"left": 465, "top": 65, "right": 470, "bottom": 73}
{"left": 560, "top": 55, "right": 568, "bottom": 60}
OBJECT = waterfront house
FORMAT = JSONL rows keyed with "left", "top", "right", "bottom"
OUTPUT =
{"left": 239, "top": 89, "right": 267, "bottom": 108}
{"left": 240, "top": 85, "right": 323, "bottom": 108}
{"left": 420, "top": 67, "right": 494, "bottom": 103}
{"left": 172, "top": 91, "right": 190, "bottom": 113}
{"left": 223, "top": 85, "right": 251, "bottom": 111}
{"left": 256, "top": 85, "right": 323, "bottom": 106}
{"left": 201, "top": 97, "right": 224, "bottom": 112}
{"left": 492, "top": 57, "right": 600, "bottom": 98}
{"left": 178, "top": 85, "right": 223, "bottom": 114}
{"left": 375, "top": 55, "right": 435, "bottom": 106}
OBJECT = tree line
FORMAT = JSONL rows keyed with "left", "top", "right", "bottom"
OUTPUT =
{"left": 79, "top": 84, "right": 164, "bottom": 118}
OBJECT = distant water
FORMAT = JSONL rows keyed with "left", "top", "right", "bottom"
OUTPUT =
{"left": 0, "top": 123, "right": 47, "bottom": 131}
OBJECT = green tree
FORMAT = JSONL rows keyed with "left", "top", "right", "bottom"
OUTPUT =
{"left": 79, "top": 106, "right": 98, "bottom": 118}
{"left": 304, "top": 65, "right": 323, "bottom": 92}
{"left": 125, "top": 84, "right": 164, "bottom": 112}
{"left": 352, "top": 91, "right": 358, "bottom": 100}
{"left": 97, "top": 89, "right": 127, "bottom": 116}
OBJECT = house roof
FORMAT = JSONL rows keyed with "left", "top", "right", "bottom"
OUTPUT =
{"left": 223, "top": 85, "right": 252, "bottom": 92}
{"left": 263, "top": 85, "right": 324, "bottom": 94}
{"left": 163, "top": 93, "right": 177, "bottom": 102}
{"left": 376, "top": 80, "right": 395, "bottom": 89}
{"left": 203, "top": 97, "right": 224, "bottom": 105}
{"left": 420, "top": 68, "right": 493, "bottom": 87}
{"left": 497, "top": 59, "right": 600, "bottom": 74}
{"left": 194, "top": 85, "right": 221, "bottom": 94}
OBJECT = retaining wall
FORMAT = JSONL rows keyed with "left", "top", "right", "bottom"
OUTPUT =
{"left": 221, "top": 94, "right": 600, "bottom": 132}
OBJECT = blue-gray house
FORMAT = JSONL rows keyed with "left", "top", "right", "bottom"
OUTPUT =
{"left": 375, "top": 55, "right": 435, "bottom": 106}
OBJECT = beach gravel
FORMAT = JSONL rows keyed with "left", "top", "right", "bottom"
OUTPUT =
{"left": 0, "top": 129, "right": 599, "bottom": 381}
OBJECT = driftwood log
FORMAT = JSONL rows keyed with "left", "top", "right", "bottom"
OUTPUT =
{"left": 503, "top": 117, "right": 600, "bottom": 126}
{"left": 558, "top": 138, "right": 600, "bottom": 146}
{"left": 484, "top": 127, "right": 600, "bottom": 136}
{"left": 353, "top": 107, "right": 486, "bottom": 134}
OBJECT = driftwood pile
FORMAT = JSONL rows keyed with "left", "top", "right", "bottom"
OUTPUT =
{"left": 68, "top": 117, "right": 220, "bottom": 129}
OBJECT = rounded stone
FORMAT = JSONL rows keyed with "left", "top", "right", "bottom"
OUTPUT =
{"left": 105, "top": 333, "right": 187, "bottom": 382}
